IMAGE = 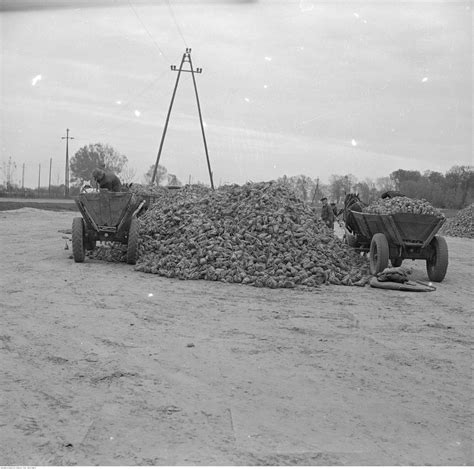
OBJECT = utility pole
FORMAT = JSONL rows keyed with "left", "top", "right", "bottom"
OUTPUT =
{"left": 38, "top": 163, "right": 41, "bottom": 198}
{"left": 48, "top": 157, "right": 52, "bottom": 197}
{"left": 61, "top": 128, "right": 74, "bottom": 197}
{"left": 21, "top": 163, "right": 25, "bottom": 190}
{"left": 152, "top": 48, "right": 214, "bottom": 189}
{"left": 6, "top": 157, "right": 11, "bottom": 188}
{"left": 312, "top": 177, "right": 320, "bottom": 205}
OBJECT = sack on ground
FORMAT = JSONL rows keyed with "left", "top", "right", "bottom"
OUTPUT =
{"left": 377, "top": 266, "right": 412, "bottom": 284}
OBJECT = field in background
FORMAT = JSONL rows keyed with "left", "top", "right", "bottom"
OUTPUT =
{"left": 0, "top": 198, "right": 77, "bottom": 212}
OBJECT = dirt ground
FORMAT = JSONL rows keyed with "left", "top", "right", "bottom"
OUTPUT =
{"left": 1, "top": 208, "right": 472, "bottom": 466}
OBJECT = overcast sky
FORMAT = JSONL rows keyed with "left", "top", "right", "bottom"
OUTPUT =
{"left": 0, "top": 0, "right": 472, "bottom": 188}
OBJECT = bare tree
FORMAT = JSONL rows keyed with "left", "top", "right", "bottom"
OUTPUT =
{"left": 328, "top": 175, "right": 345, "bottom": 203}
{"left": 167, "top": 174, "right": 182, "bottom": 186}
{"left": 143, "top": 164, "right": 167, "bottom": 185}
{"left": 376, "top": 176, "right": 395, "bottom": 192}
{"left": 120, "top": 164, "right": 137, "bottom": 185}
{"left": 1, "top": 157, "right": 17, "bottom": 189}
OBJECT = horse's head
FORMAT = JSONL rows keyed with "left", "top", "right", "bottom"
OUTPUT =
{"left": 343, "top": 193, "right": 366, "bottom": 231}
{"left": 344, "top": 193, "right": 360, "bottom": 208}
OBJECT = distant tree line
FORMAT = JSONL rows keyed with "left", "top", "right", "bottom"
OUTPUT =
{"left": 0, "top": 143, "right": 183, "bottom": 197}
{"left": 1, "top": 142, "right": 472, "bottom": 209}
{"left": 389, "top": 167, "right": 473, "bottom": 209}
{"left": 69, "top": 143, "right": 182, "bottom": 187}
{"left": 278, "top": 165, "right": 473, "bottom": 209}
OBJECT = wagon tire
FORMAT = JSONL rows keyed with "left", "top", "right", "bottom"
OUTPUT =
{"left": 72, "top": 217, "right": 86, "bottom": 263}
{"left": 126, "top": 216, "right": 139, "bottom": 265}
{"left": 391, "top": 258, "right": 403, "bottom": 267}
{"left": 426, "top": 235, "right": 448, "bottom": 282}
{"left": 369, "top": 233, "right": 389, "bottom": 275}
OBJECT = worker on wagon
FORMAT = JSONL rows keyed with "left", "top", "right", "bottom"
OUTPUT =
{"left": 330, "top": 202, "right": 339, "bottom": 217}
{"left": 320, "top": 197, "right": 334, "bottom": 230}
{"left": 92, "top": 168, "right": 122, "bottom": 192}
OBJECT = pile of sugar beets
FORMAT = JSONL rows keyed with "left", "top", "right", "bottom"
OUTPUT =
{"left": 440, "top": 203, "right": 473, "bottom": 239}
{"left": 364, "top": 196, "right": 445, "bottom": 217}
{"left": 130, "top": 181, "right": 370, "bottom": 288}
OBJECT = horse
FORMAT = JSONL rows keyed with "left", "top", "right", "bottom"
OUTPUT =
{"left": 343, "top": 193, "right": 367, "bottom": 236}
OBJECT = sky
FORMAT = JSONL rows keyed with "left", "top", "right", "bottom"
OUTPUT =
{"left": 0, "top": 0, "right": 472, "bottom": 188}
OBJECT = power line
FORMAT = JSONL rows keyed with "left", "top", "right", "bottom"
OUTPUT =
{"left": 95, "top": 115, "right": 142, "bottom": 141}
{"left": 127, "top": 0, "right": 169, "bottom": 61}
{"left": 92, "top": 70, "right": 169, "bottom": 138}
{"left": 165, "top": 0, "right": 188, "bottom": 48}
{"left": 69, "top": 2, "right": 190, "bottom": 144}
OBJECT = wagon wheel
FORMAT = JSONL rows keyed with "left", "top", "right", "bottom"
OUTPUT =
{"left": 426, "top": 235, "right": 448, "bottom": 282}
{"left": 72, "top": 217, "right": 86, "bottom": 263}
{"left": 126, "top": 216, "right": 139, "bottom": 265}
{"left": 391, "top": 258, "right": 403, "bottom": 267}
{"left": 369, "top": 233, "right": 389, "bottom": 275}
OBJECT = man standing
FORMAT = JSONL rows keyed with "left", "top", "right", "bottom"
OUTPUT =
{"left": 92, "top": 168, "right": 122, "bottom": 192}
{"left": 320, "top": 197, "right": 334, "bottom": 230}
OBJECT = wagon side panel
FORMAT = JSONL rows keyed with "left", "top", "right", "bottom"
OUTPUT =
{"left": 351, "top": 212, "right": 395, "bottom": 242}
{"left": 390, "top": 213, "right": 445, "bottom": 246}
{"left": 78, "top": 193, "right": 133, "bottom": 228}
{"left": 351, "top": 211, "right": 445, "bottom": 248}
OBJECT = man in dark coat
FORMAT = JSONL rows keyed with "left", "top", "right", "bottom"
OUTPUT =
{"left": 92, "top": 168, "right": 122, "bottom": 192}
{"left": 320, "top": 197, "right": 334, "bottom": 230}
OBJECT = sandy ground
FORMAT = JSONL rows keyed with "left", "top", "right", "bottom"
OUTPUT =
{"left": 0, "top": 208, "right": 472, "bottom": 466}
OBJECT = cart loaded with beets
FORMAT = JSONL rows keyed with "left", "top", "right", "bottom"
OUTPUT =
{"left": 343, "top": 193, "right": 448, "bottom": 282}
{"left": 72, "top": 191, "right": 146, "bottom": 264}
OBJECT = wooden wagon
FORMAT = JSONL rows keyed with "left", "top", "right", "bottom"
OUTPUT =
{"left": 72, "top": 192, "right": 145, "bottom": 264}
{"left": 348, "top": 211, "right": 448, "bottom": 282}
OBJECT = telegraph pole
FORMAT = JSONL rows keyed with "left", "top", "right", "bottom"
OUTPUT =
{"left": 38, "top": 163, "right": 41, "bottom": 198}
{"left": 48, "top": 157, "right": 52, "bottom": 197}
{"left": 61, "top": 128, "right": 74, "bottom": 197}
{"left": 21, "top": 163, "right": 25, "bottom": 190}
{"left": 152, "top": 48, "right": 214, "bottom": 189}
{"left": 6, "top": 157, "right": 11, "bottom": 188}
{"left": 312, "top": 177, "right": 320, "bottom": 204}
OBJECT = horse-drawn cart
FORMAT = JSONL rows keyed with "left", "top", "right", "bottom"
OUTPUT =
{"left": 72, "top": 191, "right": 145, "bottom": 264}
{"left": 346, "top": 210, "right": 448, "bottom": 281}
